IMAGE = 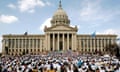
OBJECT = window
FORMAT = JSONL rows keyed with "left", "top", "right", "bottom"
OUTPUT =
{"left": 20, "top": 49, "right": 21, "bottom": 52}
{"left": 51, "top": 48, "right": 53, "bottom": 51}
{"left": 38, "top": 49, "right": 40, "bottom": 52}
{"left": 81, "top": 49, "right": 83, "bottom": 51}
{"left": 12, "top": 49, "right": 14, "bottom": 52}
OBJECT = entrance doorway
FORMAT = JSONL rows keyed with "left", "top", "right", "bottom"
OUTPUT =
{"left": 59, "top": 41, "right": 63, "bottom": 51}
{"left": 5, "top": 46, "right": 8, "bottom": 54}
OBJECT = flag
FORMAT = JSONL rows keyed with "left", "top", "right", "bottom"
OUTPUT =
{"left": 116, "top": 38, "right": 120, "bottom": 41}
{"left": 24, "top": 32, "right": 28, "bottom": 35}
{"left": 91, "top": 31, "right": 96, "bottom": 38}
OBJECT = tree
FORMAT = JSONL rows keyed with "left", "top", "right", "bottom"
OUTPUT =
{"left": 105, "top": 43, "right": 120, "bottom": 58}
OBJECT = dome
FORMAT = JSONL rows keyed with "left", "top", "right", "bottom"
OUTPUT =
{"left": 53, "top": 7, "right": 67, "bottom": 18}
{"left": 51, "top": 1, "right": 70, "bottom": 26}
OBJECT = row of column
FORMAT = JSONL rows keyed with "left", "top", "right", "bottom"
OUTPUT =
{"left": 46, "top": 33, "right": 77, "bottom": 51}
{"left": 7, "top": 38, "right": 44, "bottom": 49}
{"left": 78, "top": 38, "right": 115, "bottom": 52}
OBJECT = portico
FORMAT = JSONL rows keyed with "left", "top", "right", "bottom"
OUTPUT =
{"left": 46, "top": 32, "right": 76, "bottom": 51}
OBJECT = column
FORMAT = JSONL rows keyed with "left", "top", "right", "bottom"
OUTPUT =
{"left": 40, "top": 39, "right": 41, "bottom": 51}
{"left": 89, "top": 38, "right": 91, "bottom": 52}
{"left": 74, "top": 34, "right": 77, "bottom": 51}
{"left": 21, "top": 38, "right": 23, "bottom": 51}
{"left": 111, "top": 38, "right": 113, "bottom": 44}
{"left": 92, "top": 38, "right": 94, "bottom": 52}
{"left": 95, "top": 38, "right": 97, "bottom": 51}
{"left": 48, "top": 33, "right": 50, "bottom": 51}
{"left": 67, "top": 33, "right": 69, "bottom": 50}
{"left": 100, "top": 38, "right": 103, "bottom": 52}
{"left": 57, "top": 32, "right": 59, "bottom": 51}
{"left": 32, "top": 38, "right": 34, "bottom": 54}
{"left": 63, "top": 33, "right": 64, "bottom": 51}
{"left": 102, "top": 38, "right": 104, "bottom": 52}
{"left": 86, "top": 37, "right": 88, "bottom": 52}
{"left": 18, "top": 39, "right": 20, "bottom": 48}
{"left": 36, "top": 38, "right": 38, "bottom": 54}
{"left": 9, "top": 39, "right": 11, "bottom": 48}
{"left": 17, "top": 39, "right": 19, "bottom": 54}
{"left": 104, "top": 38, "right": 106, "bottom": 51}
{"left": 72, "top": 33, "right": 77, "bottom": 51}
{"left": 45, "top": 33, "right": 48, "bottom": 51}
{"left": 79, "top": 39, "right": 81, "bottom": 51}
{"left": 28, "top": 38, "right": 30, "bottom": 53}
{"left": 98, "top": 38, "right": 100, "bottom": 51}
{"left": 14, "top": 39, "right": 16, "bottom": 48}
{"left": 28, "top": 38, "right": 30, "bottom": 51}
{"left": 107, "top": 38, "right": 109, "bottom": 46}
{"left": 26, "top": 38, "right": 28, "bottom": 49}
{"left": 72, "top": 33, "right": 74, "bottom": 50}
{"left": 53, "top": 33, "right": 55, "bottom": 51}
{"left": 14, "top": 39, "right": 16, "bottom": 55}
{"left": 25, "top": 38, "right": 27, "bottom": 54}
{"left": 94, "top": 38, "right": 95, "bottom": 52}
{"left": 97, "top": 38, "right": 99, "bottom": 51}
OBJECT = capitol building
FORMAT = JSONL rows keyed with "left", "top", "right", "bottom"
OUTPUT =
{"left": 2, "top": 1, "right": 117, "bottom": 55}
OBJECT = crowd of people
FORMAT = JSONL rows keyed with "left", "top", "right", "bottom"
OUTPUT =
{"left": 0, "top": 52, "right": 120, "bottom": 72}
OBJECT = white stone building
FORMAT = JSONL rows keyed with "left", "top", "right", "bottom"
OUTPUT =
{"left": 2, "top": 1, "right": 117, "bottom": 55}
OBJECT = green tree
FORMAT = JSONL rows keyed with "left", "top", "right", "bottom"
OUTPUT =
{"left": 105, "top": 43, "right": 120, "bottom": 58}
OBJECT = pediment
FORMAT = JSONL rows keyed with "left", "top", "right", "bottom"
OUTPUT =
{"left": 44, "top": 25, "right": 77, "bottom": 32}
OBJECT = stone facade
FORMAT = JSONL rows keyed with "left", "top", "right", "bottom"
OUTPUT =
{"left": 2, "top": 1, "right": 117, "bottom": 55}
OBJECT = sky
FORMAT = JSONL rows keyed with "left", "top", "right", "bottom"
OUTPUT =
{"left": 0, "top": 0, "right": 120, "bottom": 52}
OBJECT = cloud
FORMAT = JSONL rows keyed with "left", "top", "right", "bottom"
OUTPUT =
{"left": 103, "top": 29, "right": 118, "bottom": 34}
{"left": 0, "top": 36, "right": 2, "bottom": 53}
{"left": 0, "top": 14, "right": 18, "bottom": 24}
{"left": 88, "top": 23, "right": 100, "bottom": 28}
{"left": 8, "top": 4, "right": 16, "bottom": 9}
{"left": 28, "top": 9, "right": 35, "bottom": 13}
{"left": 80, "top": 0, "right": 101, "bottom": 21}
{"left": 40, "top": 18, "right": 52, "bottom": 32}
{"left": 97, "top": 29, "right": 120, "bottom": 38}
{"left": 18, "top": 0, "right": 51, "bottom": 13}
{"left": 79, "top": 0, "right": 120, "bottom": 22}
{"left": 46, "top": 2, "right": 51, "bottom": 6}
